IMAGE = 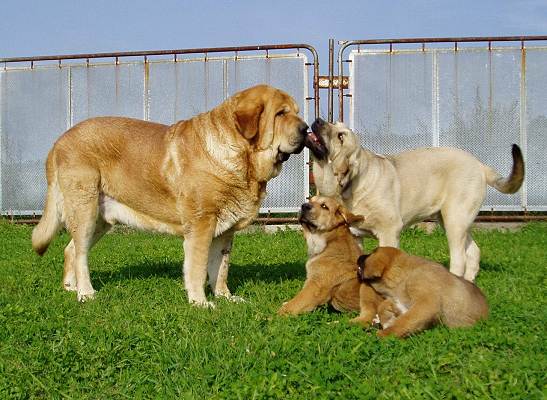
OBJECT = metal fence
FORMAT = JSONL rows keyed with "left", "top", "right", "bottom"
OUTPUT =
{"left": 0, "top": 44, "right": 319, "bottom": 215}
{"left": 2, "top": 37, "right": 546, "bottom": 218}
{"left": 337, "top": 37, "right": 547, "bottom": 211}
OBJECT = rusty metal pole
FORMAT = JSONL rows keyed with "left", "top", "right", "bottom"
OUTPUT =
{"left": 327, "top": 39, "right": 334, "bottom": 123}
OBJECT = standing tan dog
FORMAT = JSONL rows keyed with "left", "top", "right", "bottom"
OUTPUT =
{"left": 358, "top": 247, "right": 489, "bottom": 338}
{"left": 32, "top": 85, "right": 327, "bottom": 306}
{"left": 310, "top": 118, "right": 524, "bottom": 281}
{"left": 278, "top": 196, "right": 383, "bottom": 323}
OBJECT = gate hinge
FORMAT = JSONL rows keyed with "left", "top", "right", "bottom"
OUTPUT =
{"left": 318, "top": 76, "right": 349, "bottom": 89}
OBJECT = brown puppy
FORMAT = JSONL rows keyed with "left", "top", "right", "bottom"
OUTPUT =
{"left": 358, "top": 247, "right": 489, "bottom": 338}
{"left": 31, "top": 84, "right": 327, "bottom": 306}
{"left": 278, "top": 196, "right": 383, "bottom": 323}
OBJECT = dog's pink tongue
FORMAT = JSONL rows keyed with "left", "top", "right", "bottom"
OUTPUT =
{"left": 306, "top": 131, "right": 321, "bottom": 144}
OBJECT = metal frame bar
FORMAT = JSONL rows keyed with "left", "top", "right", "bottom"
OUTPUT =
{"left": 1, "top": 43, "right": 320, "bottom": 119}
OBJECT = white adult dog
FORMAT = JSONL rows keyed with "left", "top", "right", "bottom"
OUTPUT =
{"left": 309, "top": 118, "right": 524, "bottom": 281}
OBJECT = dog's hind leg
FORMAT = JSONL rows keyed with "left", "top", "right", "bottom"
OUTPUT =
{"left": 463, "top": 235, "right": 480, "bottom": 282}
{"left": 59, "top": 168, "right": 101, "bottom": 302}
{"left": 63, "top": 217, "right": 111, "bottom": 292}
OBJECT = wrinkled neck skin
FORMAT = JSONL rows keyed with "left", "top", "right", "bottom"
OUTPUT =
{"left": 250, "top": 148, "right": 281, "bottom": 183}
{"left": 312, "top": 148, "right": 367, "bottom": 200}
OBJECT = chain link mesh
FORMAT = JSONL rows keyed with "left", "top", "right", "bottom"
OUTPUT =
{"left": 350, "top": 47, "right": 546, "bottom": 211}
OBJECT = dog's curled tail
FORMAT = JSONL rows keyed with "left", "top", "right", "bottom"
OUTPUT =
{"left": 32, "top": 153, "right": 62, "bottom": 256}
{"left": 484, "top": 144, "right": 525, "bottom": 194}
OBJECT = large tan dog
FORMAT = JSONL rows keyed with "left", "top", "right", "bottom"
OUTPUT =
{"left": 278, "top": 196, "right": 383, "bottom": 322}
{"left": 357, "top": 247, "right": 489, "bottom": 338}
{"left": 32, "top": 85, "right": 325, "bottom": 306}
{"left": 310, "top": 118, "right": 524, "bottom": 281}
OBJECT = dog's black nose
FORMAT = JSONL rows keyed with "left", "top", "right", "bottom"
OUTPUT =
{"left": 311, "top": 118, "right": 326, "bottom": 133}
{"left": 299, "top": 122, "right": 309, "bottom": 136}
{"left": 301, "top": 203, "right": 312, "bottom": 212}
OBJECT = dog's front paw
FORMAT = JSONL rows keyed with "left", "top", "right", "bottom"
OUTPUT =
{"left": 215, "top": 291, "right": 245, "bottom": 303}
{"left": 77, "top": 290, "right": 96, "bottom": 302}
{"left": 277, "top": 303, "right": 290, "bottom": 316}
{"left": 349, "top": 315, "right": 376, "bottom": 328}
{"left": 190, "top": 299, "right": 216, "bottom": 309}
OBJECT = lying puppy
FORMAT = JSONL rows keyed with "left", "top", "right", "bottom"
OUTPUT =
{"left": 310, "top": 118, "right": 524, "bottom": 282}
{"left": 358, "top": 247, "right": 489, "bottom": 338}
{"left": 278, "top": 196, "right": 383, "bottom": 324}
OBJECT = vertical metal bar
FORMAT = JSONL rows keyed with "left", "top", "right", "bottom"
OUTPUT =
{"left": 303, "top": 53, "right": 310, "bottom": 205}
{"left": 203, "top": 54, "right": 209, "bottom": 111}
{"left": 431, "top": 50, "right": 440, "bottom": 146}
{"left": 338, "top": 43, "right": 345, "bottom": 122}
{"left": 223, "top": 59, "right": 228, "bottom": 100}
{"left": 0, "top": 69, "right": 3, "bottom": 212}
{"left": 348, "top": 50, "right": 355, "bottom": 130}
{"left": 143, "top": 56, "right": 150, "bottom": 121}
{"left": 488, "top": 47, "right": 493, "bottom": 141}
{"left": 67, "top": 66, "right": 73, "bottom": 129}
{"left": 519, "top": 46, "right": 527, "bottom": 210}
{"left": 174, "top": 57, "right": 179, "bottom": 123}
{"left": 327, "top": 38, "right": 334, "bottom": 122}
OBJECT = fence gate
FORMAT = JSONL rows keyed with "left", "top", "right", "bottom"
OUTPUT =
{"left": 0, "top": 44, "right": 319, "bottom": 216}
{"left": 336, "top": 37, "right": 547, "bottom": 212}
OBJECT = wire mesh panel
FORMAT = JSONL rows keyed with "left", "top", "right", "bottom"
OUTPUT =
{"left": 0, "top": 53, "right": 309, "bottom": 215}
{"left": 437, "top": 49, "right": 521, "bottom": 209}
{"left": 349, "top": 47, "right": 547, "bottom": 211}
{"left": 227, "top": 55, "right": 309, "bottom": 212}
{"left": 350, "top": 50, "right": 433, "bottom": 154}
{"left": 0, "top": 67, "right": 69, "bottom": 213}
{"left": 148, "top": 59, "right": 226, "bottom": 124}
{"left": 71, "top": 63, "right": 145, "bottom": 124}
{"left": 525, "top": 48, "right": 547, "bottom": 210}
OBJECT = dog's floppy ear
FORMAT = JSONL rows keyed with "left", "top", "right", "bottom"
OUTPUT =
{"left": 336, "top": 205, "right": 364, "bottom": 225}
{"left": 235, "top": 98, "right": 264, "bottom": 140}
{"left": 257, "top": 95, "right": 284, "bottom": 151}
{"left": 360, "top": 248, "right": 392, "bottom": 279}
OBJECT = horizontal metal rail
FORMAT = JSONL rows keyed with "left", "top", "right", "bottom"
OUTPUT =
{"left": 336, "top": 35, "right": 547, "bottom": 122}
{"left": 6, "top": 214, "right": 546, "bottom": 226}
{"left": 1, "top": 43, "right": 320, "bottom": 119}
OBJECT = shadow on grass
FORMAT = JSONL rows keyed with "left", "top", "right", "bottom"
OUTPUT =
{"left": 91, "top": 260, "right": 306, "bottom": 291}
{"left": 476, "top": 261, "right": 506, "bottom": 273}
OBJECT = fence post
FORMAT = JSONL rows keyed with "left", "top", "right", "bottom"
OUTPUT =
{"left": 431, "top": 50, "right": 440, "bottom": 147}
{"left": 328, "top": 39, "right": 334, "bottom": 123}
{"left": 519, "top": 45, "right": 528, "bottom": 210}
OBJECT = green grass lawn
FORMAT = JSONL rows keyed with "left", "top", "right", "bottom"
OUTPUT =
{"left": 0, "top": 221, "right": 545, "bottom": 399}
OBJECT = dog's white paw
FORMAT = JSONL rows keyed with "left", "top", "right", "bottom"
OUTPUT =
{"left": 77, "top": 290, "right": 96, "bottom": 302}
{"left": 224, "top": 295, "right": 245, "bottom": 303}
{"left": 190, "top": 299, "right": 216, "bottom": 309}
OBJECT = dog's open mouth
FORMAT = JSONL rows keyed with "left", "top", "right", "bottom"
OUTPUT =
{"left": 305, "top": 130, "right": 328, "bottom": 160}
{"left": 298, "top": 215, "right": 317, "bottom": 229}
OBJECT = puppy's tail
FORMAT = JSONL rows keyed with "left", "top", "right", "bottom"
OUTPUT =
{"left": 484, "top": 144, "right": 525, "bottom": 194}
{"left": 32, "top": 152, "right": 62, "bottom": 256}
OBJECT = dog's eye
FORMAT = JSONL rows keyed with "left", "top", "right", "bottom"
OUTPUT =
{"left": 276, "top": 109, "right": 287, "bottom": 117}
{"left": 338, "top": 132, "right": 344, "bottom": 143}
{"left": 321, "top": 203, "right": 329, "bottom": 210}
